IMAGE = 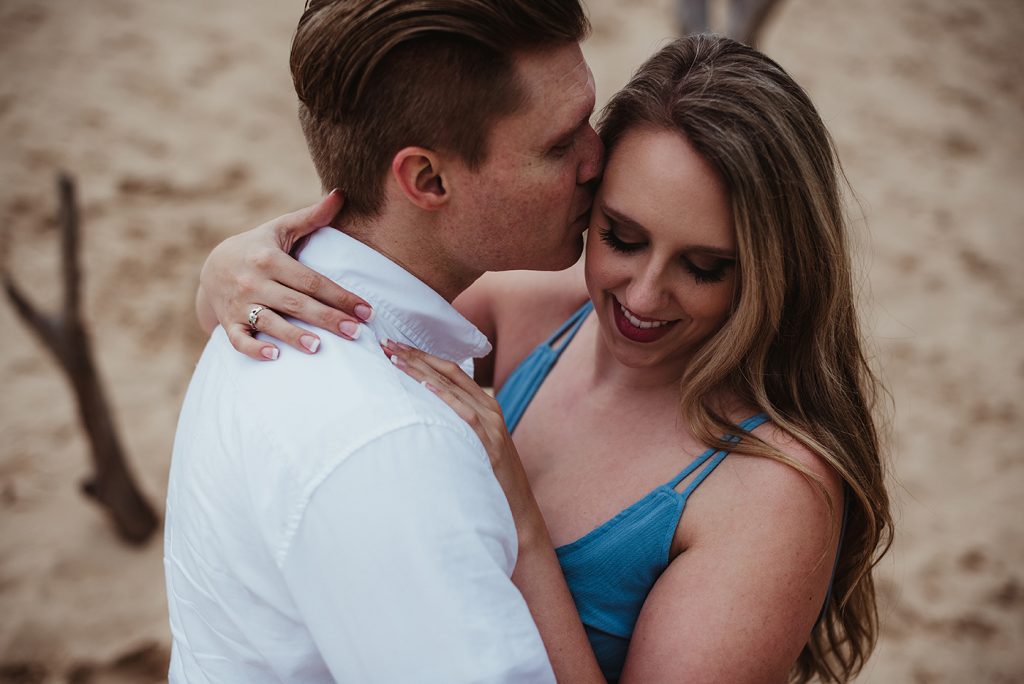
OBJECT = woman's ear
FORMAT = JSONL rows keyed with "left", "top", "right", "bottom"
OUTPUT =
{"left": 391, "top": 147, "right": 450, "bottom": 211}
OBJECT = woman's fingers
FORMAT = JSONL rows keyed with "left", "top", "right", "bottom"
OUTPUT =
{"left": 257, "top": 281, "right": 361, "bottom": 340}
{"left": 393, "top": 341, "right": 505, "bottom": 420}
{"left": 386, "top": 348, "right": 482, "bottom": 428}
{"left": 224, "top": 305, "right": 324, "bottom": 360}
{"left": 200, "top": 206, "right": 372, "bottom": 347}
{"left": 265, "top": 251, "right": 373, "bottom": 327}
{"left": 247, "top": 305, "right": 326, "bottom": 354}
{"left": 383, "top": 340, "right": 483, "bottom": 398}
{"left": 225, "top": 322, "right": 280, "bottom": 361}
{"left": 386, "top": 344, "right": 457, "bottom": 396}
{"left": 270, "top": 189, "right": 344, "bottom": 252}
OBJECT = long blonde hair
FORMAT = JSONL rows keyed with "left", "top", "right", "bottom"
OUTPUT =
{"left": 598, "top": 35, "right": 893, "bottom": 682}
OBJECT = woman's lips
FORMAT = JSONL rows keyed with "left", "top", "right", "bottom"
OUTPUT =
{"left": 611, "top": 297, "right": 678, "bottom": 343}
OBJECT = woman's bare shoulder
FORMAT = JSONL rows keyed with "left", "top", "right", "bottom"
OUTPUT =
{"left": 627, "top": 420, "right": 846, "bottom": 683}
{"left": 752, "top": 421, "right": 844, "bottom": 502}
{"left": 456, "top": 259, "right": 585, "bottom": 324}
{"left": 702, "top": 418, "right": 845, "bottom": 551}
{"left": 683, "top": 409, "right": 845, "bottom": 545}
{"left": 497, "top": 264, "right": 587, "bottom": 317}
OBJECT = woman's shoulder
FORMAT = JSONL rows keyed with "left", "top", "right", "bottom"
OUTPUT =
{"left": 730, "top": 418, "right": 845, "bottom": 556}
{"left": 750, "top": 419, "right": 843, "bottom": 495}
{"left": 687, "top": 411, "right": 845, "bottom": 550}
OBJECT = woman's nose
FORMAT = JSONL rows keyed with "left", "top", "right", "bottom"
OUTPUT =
{"left": 625, "top": 263, "right": 669, "bottom": 315}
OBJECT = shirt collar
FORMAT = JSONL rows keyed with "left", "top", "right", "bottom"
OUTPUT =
{"left": 295, "top": 228, "right": 492, "bottom": 363}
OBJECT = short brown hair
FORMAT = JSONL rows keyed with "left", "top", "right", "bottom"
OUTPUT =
{"left": 291, "top": 0, "right": 590, "bottom": 218}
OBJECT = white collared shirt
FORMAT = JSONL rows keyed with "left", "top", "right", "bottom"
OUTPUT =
{"left": 164, "top": 228, "right": 554, "bottom": 683}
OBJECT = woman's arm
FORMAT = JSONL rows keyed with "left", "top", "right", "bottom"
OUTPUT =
{"left": 384, "top": 340, "right": 606, "bottom": 684}
{"left": 194, "top": 191, "right": 374, "bottom": 359}
{"left": 619, "top": 434, "right": 844, "bottom": 683}
{"left": 193, "top": 193, "right": 507, "bottom": 385}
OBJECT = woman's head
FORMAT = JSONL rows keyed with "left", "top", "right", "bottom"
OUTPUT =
{"left": 588, "top": 35, "right": 892, "bottom": 683}
{"left": 589, "top": 35, "right": 844, "bottom": 382}
{"left": 584, "top": 126, "right": 738, "bottom": 376}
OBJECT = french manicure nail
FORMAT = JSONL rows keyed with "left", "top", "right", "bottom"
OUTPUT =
{"left": 354, "top": 304, "right": 373, "bottom": 322}
{"left": 300, "top": 335, "right": 320, "bottom": 353}
{"left": 261, "top": 346, "right": 279, "bottom": 360}
{"left": 389, "top": 354, "right": 403, "bottom": 368}
{"left": 339, "top": 320, "right": 361, "bottom": 339}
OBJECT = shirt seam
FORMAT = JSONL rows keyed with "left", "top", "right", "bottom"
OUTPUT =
{"left": 267, "top": 418, "right": 490, "bottom": 568}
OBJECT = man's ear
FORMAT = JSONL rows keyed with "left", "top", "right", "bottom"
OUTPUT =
{"left": 391, "top": 147, "right": 450, "bottom": 211}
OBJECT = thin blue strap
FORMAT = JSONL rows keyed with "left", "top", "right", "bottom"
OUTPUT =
{"left": 814, "top": 487, "right": 850, "bottom": 629}
{"left": 668, "top": 412, "right": 770, "bottom": 493}
{"left": 544, "top": 300, "right": 593, "bottom": 352}
{"left": 497, "top": 301, "right": 593, "bottom": 433}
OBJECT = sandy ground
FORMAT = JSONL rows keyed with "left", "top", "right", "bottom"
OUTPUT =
{"left": 0, "top": 0, "right": 1021, "bottom": 682}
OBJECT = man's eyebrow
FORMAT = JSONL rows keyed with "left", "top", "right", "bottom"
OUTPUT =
{"left": 602, "top": 204, "right": 737, "bottom": 258}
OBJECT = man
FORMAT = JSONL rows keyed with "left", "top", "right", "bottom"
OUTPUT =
{"left": 164, "top": 1, "right": 601, "bottom": 681}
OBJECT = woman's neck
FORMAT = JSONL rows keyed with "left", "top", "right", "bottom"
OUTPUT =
{"left": 582, "top": 318, "right": 690, "bottom": 395}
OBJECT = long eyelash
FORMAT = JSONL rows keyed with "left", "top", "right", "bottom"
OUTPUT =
{"left": 600, "top": 225, "right": 730, "bottom": 285}
{"left": 685, "top": 261, "right": 727, "bottom": 285}
{"left": 598, "top": 226, "right": 642, "bottom": 253}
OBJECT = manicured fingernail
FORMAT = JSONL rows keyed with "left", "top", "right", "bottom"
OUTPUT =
{"left": 389, "top": 354, "right": 405, "bottom": 369}
{"left": 339, "top": 320, "right": 361, "bottom": 339}
{"left": 381, "top": 337, "right": 396, "bottom": 351}
{"left": 300, "top": 335, "right": 320, "bottom": 353}
{"left": 261, "top": 346, "right": 279, "bottom": 360}
{"left": 423, "top": 381, "right": 439, "bottom": 394}
{"left": 354, "top": 304, "right": 373, "bottom": 322}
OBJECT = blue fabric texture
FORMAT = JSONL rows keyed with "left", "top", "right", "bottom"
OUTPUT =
{"left": 495, "top": 301, "right": 772, "bottom": 682}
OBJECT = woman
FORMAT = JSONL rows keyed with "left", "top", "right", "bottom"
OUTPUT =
{"left": 197, "top": 35, "right": 891, "bottom": 683}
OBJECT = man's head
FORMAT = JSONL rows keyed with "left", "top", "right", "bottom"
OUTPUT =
{"left": 292, "top": 0, "right": 590, "bottom": 215}
{"left": 290, "top": 0, "right": 598, "bottom": 290}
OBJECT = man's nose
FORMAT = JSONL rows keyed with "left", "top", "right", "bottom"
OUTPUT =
{"left": 576, "top": 124, "right": 604, "bottom": 185}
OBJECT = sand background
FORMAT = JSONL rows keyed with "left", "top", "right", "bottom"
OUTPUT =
{"left": 1, "top": 0, "right": 1021, "bottom": 681}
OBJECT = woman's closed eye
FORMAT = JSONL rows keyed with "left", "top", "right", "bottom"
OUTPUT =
{"left": 683, "top": 257, "right": 731, "bottom": 284}
{"left": 598, "top": 225, "right": 643, "bottom": 253}
{"left": 599, "top": 225, "right": 733, "bottom": 285}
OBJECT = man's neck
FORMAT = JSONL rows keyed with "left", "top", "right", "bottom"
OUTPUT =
{"left": 336, "top": 211, "right": 478, "bottom": 303}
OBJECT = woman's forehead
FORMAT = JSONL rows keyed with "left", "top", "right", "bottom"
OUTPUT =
{"left": 601, "top": 127, "right": 735, "bottom": 249}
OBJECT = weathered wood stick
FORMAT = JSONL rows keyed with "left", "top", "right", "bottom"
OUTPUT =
{"left": 676, "top": 0, "right": 784, "bottom": 47}
{"left": 2, "top": 173, "right": 158, "bottom": 544}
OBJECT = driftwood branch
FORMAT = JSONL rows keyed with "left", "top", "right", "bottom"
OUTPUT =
{"left": 676, "top": 0, "right": 784, "bottom": 47}
{"left": 2, "top": 172, "right": 158, "bottom": 544}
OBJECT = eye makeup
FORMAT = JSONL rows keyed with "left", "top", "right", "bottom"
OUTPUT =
{"left": 597, "top": 224, "right": 733, "bottom": 285}
{"left": 598, "top": 225, "right": 642, "bottom": 253}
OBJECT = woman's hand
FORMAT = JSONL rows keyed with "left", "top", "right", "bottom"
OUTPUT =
{"left": 382, "top": 339, "right": 547, "bottom": 547}
{"left": 383, "top": 338, "right": 607, "bottom": 683}
{"left": 197, "top": 190, "right": 375, "bottom": 361}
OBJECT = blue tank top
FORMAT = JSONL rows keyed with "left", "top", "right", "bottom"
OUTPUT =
{"left": 496, "top": 301, "right": 845, "bottom": 682}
